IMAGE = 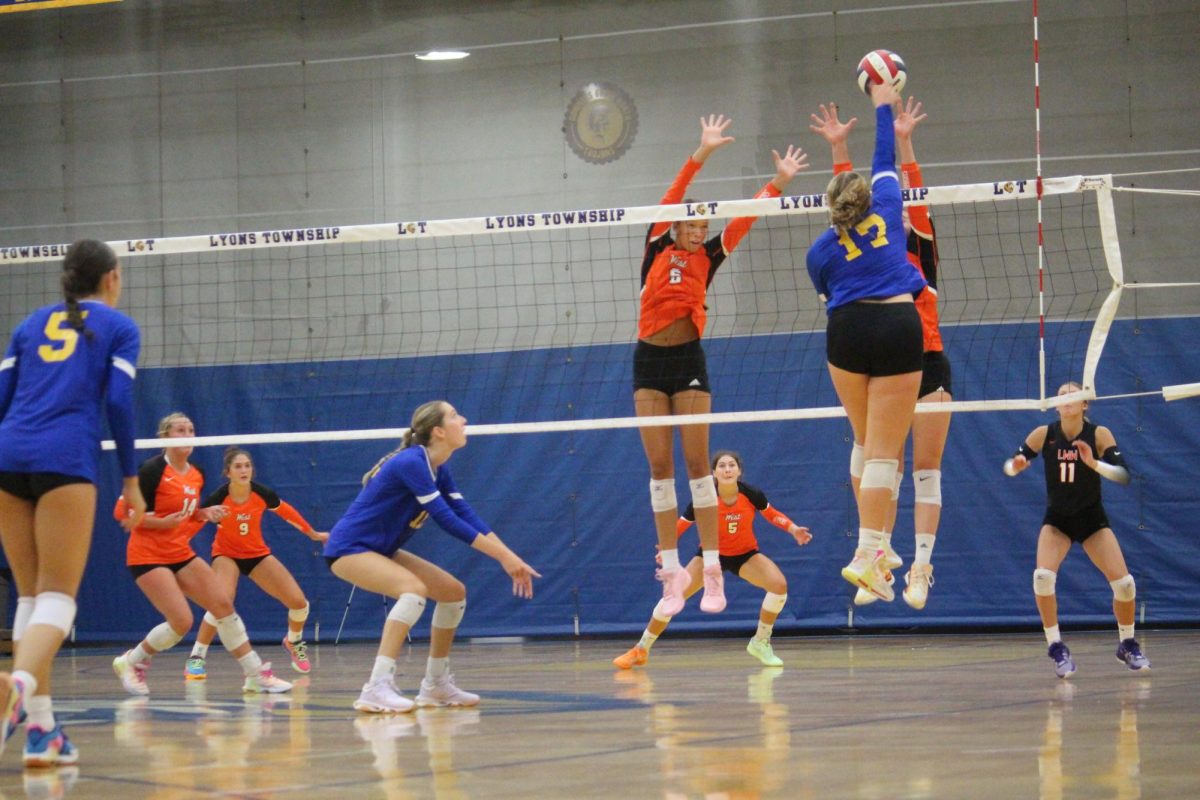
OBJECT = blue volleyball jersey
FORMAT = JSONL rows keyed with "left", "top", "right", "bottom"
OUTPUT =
{"left": 324, "top": 445, "right": 489, "bottom": 558}
{"left": 0, "top": 299, "right": 140, "bottom": 481}
{"left": 806, "top": 105, "right": 927, "bottom": 312}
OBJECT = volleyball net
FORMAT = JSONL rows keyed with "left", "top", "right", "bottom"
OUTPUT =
{"left": 2, "top": 173, "right": 1182, "bottom": 450}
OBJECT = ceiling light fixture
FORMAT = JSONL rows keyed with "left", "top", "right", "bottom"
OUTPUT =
{"left": 415, "top": 50, "right": 470, "bottom": 61}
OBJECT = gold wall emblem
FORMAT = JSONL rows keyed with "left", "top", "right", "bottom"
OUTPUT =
{"left": 564, "top": 82, "right": 638, "bottom": 165}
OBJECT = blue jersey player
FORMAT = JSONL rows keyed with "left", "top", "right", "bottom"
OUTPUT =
{"left": 0, "top": 239, "right": 144, "bottom": 767}
{"left": 805, "top": 81, "right": 927, "bottom": 603}
{"left": 325, "top": 400, "right": 540, "bottom": 713}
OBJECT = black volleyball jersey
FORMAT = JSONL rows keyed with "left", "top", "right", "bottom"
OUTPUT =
{"left": 1041, "top": 420, "right": 1103, "bottom": 515}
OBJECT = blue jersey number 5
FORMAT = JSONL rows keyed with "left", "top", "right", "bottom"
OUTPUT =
{"left": 37, "top": 311, "right": 86, "bottom": 363}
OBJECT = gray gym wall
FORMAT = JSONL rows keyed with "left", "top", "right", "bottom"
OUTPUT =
{"left": 0, "top": 0, "right": 1196, "bottom": 343}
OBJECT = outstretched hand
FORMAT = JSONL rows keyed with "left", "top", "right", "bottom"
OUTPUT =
{"left": 696, "top": 113, "right": 735, "bottom": 159}
{"left": 893, "top": 96, "right": 927, "bottom": 140}
{"left": 809, "top": 103, "right": 858, "bottom": 146}
{"left": 504, "top": 554, "right": 542, "bottom": 599}
{"left": 789, "top": 524, "right": 813, "bottom": 546}
{"left": 770, "top": 145, "right": 809, "bottom": 190}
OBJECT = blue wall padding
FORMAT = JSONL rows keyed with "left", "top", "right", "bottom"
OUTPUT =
{"left": 74, "top": 316, "right": 1199, "bottom": 641}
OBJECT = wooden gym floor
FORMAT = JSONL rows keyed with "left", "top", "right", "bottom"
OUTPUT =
{"left": 0, "top": 630, "right": 1196, "bottom": 799}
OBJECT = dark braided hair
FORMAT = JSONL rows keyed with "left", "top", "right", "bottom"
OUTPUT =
{"left": 61, "top": 239, "right": 118, "bottom": 340}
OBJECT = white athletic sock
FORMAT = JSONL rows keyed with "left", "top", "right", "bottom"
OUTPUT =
{"left": 426, "top": 656, "right": 449, "bottom": 680}
{"left": 702, "top": 550, "right": 720, "bottom": 569}
{"left": 660, "top": 548, "right": 681, "bottom": 572}
{"left": 371, "top": 655, "right": 396, "bottom": 682}
{"left": 26, "top": 694, "right": 54, "bottom": 730}
{"left": 191, "top": 642, "right": 209, "bottom": 659}
{"left": 129, "top": 643, "right": 153, "bottom": 665}
{"left": 1044, "top": 625, "right": 1061, "bottom": 645}
{"left": 754, "top": 621, "right": 773, "bottom": 642}
{"left": 857, "top": 528, "right": 885, "bottom": 552}
{"left": 914, "top": 534, "right": 936, "bottom": 566}
{"left": 637, "top": 630, "right": 659, "bottom": 652}
{"left": 287, "top": 629, "right": 303, "bottom": 644}
{"left": 1118, "top": 623, "right": 1135, "bottom": 642}
{"left": 11, "top": 670, "right": 38, "bottom": 697}
{"left": 880, "top": 531, "right": 893, "bottom": 549}
{"left": 237, "top": 650, "right": 264, "bottom": 677}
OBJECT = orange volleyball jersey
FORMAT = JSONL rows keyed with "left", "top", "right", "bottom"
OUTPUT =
{"left": 638, "top": 158, "right": 781, "bottom": 340}
{"left": 676, "top": 482, "right": 796, "bottom": 556}
{"left": 120, "top": 455, "right": 207, "bottom": 566}
{"left": 203, "top": 481, "right": 313, "bottom": 559}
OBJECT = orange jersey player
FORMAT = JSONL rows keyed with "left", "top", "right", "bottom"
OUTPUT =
{"left": 186, "top": 446, "right": 328, "bottom": 678}
{"left": 676, "top": 482, "right": 800, "bottom": 559}
{"left": 117, "top": 452, "right": 208, "bottom": 568}
{"left": 614, "top": 450, "right": 812, "bottom": 670}
{"left": 111, "top": 413, "right": 292, "bottom": 698}
{"left": 635, "top": 112, "right": 808, "bottom": 625}
{"left": 810, "top": 96, "right": 951, "bottom": 610}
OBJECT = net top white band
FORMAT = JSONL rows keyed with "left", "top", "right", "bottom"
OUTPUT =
{"left": 0, "top": 175, "right": 1097, "bottom": 264}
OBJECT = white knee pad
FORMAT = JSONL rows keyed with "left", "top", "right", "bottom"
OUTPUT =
{"left": 214, "top": 612, "right": 250, "bottom": 651}
{"left": 689, "top": 475, "right": 717, "bottom": 509}
{"left": 1110, "top": 574, "right": 1136, "bottom": 602}
{"left": 860, "top": 459, "right": 900, "bottom": 490}
{"left": 1033, "top": 568, "right": 1057, "bottom": 597}
{"left": 287, "top": 602, "right": 310, "bottom": 624}
{"left": 203, "top": 611, "right": 219, "bottom": 627}
{"left": 387, "top": 593, "right": 427, "bottom": 626}
{"left": 761, "top": 592, "right": 787, "bottom": 614}
{"left": 913, "top": 469, "right": 943, "bottom": 506}
{"left": 146, "top": 621, "right": 184, "bottom": 652}
{"left": 849, "top": 443, "right": 865, "bottom": 479}
{"left": 28, "top": 592, "right": 76, "bottom": 636}
{"left": 431, "top": 599, "right": 466, "bottom": 629}
{"left": 13, "top": 596, "right": 35, "bottom": 642}
{"left": 891, "top": 471, "right": 904, "bottom": 501}
{"left": 649, "top": 478, "right": 677, "bottom": 513}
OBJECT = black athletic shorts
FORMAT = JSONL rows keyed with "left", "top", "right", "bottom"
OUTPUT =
{"left": 826, "top": 302, "right": 923, "bottom": 376}
{"left": 0, "top": 471, "right": 91, "bottom": 502}
{"left": 215, "top": 553, "right": 271, "bottom": 576}
{"left": 128, "top": 556, "right": 198, "bottom": 580}
{"left": 919, "top": 350, "right": 953, "bottom": 398}
{"left": 633, "top": 339, "right": 710, "bottom": 396}
{"left": 694, "top": 547, "right": 759, "bottom": 575}
{"left": 1043, "top": 503, "right": 1111, "bottom": 544}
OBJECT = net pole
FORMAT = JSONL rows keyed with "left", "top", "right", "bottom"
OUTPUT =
{"left": 1033, "top": 0, "right": 1047, "bottom": 408}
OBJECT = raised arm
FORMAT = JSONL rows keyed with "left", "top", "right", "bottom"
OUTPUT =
{"left": 650, "top": 114, "right": 736, "bottom": 239}
{"left": 894, "top": 96, "right": 934, "bottom": 238}
{"left": 869, "top": 82, "right": 902, "bottom": 178}
{"left": 893, "top": 96, "right": 927, "bottom": 165}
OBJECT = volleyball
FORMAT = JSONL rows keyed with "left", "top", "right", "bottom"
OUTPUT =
{"left": 856, "top": 49, "right": 907, "bottom": 94}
